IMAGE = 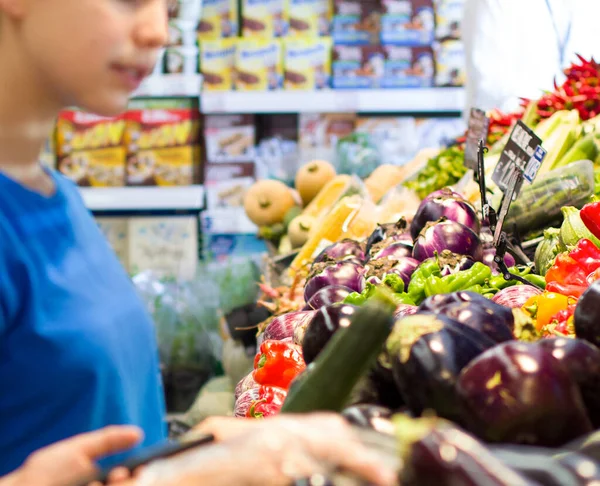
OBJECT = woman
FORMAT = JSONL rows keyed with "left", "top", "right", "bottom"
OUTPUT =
{"left": 0, "top": 1, "right": 392, "bottom": 484}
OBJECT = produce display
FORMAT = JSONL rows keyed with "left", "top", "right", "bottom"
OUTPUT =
{"left": 232, "top": 56, "right": 600, "bottom": 483}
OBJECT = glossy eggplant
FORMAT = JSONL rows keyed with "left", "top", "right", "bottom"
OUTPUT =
{"left": 305, "top": 285, "right": 354, "bottom": 310}
{"left": 386, "top": 313, "right": 495, "bottom": 422}
{"left": 365, "top": 218, "right": 409, "bottom": 255}
{"left": 312, "top": 238, "right": 366, "bottom": 266}
{"left": 304, "top": 261, "right": 365, "bottom": 303}
{"left": 372, "top": 242, "right": 414, "bottom": 261}
{"left": 457, "top": 341, "right": 593, "bottom": 447}
{"left": 537, "top": 337, "right": 600, "bottom": 428}
{"left": 423, "top": 250, "right": 475, "bottom": 277}
{"left": 413, "top": 219, "right": 483, "bottom": 262}
{"left": 301, "top": 303, "right": 358, "bottom": 364}
{"left": 342, "top": 405, "right": 395, "bottom": 435}
{"left": 262, "top": 310, "right": 317, "bottom": 342}
{"left": 365, "top": 256, "right": 419, "bottom": 288}
{"left": 575, "top": 280, "right": 600, "bottom": 348}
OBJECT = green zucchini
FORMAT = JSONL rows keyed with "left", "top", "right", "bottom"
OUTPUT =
{"left": 281, "top": 290, "right": 396, "bottom": 414}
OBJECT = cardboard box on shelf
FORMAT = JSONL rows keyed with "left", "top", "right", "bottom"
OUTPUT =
{"left": 128, "top": 216, "right": 199, "bottom": 281}
{"left": 96, "top": 217, "right": 130, "bottom": 269}
{"left": 332, "top": 44, "right": 386, "bottom": 89}
{"left": 434, "top": 40, "right": 465, "bottom": 87}
{"left": 197, "top": 0, "right": 238, "bottom": 39}
{"left": 200, "top": 38, "right": 237, "bottom": 91}
{"left": 55, "top": 110, "right": 126, "bottom": 187}
{"left": 204, "top": 115, "right": 256, "bottom": 163}
{"left": 287, "top": 0, "right": 333, "bottom": 37}
{"left": 235, "top": 38, "right": 283, "bottom": 91}
{"left": 168, "top": 19, "right": 198, "bottom": 47}
{"left": 206, "top": 177, "right": 255, "bottom": 209}
{"left": 380, "top": 45, "right": 435, "bottom": 88}
{"left": 298, "top": 112, "right": 356, "bottom": 162}
{"left": 125, "top": 99, "right": 201, "bottom": 186}
{"left": 284, "top": 37, "right": 332, "bottom": 90}
{"left": 242, "top": 0, "right": 288, "bottom": 38}
{"left": 380, "top": 0, "right": 435, "bottom": 46}
{"left": 332, "top": 0, "right": 382, "bottom": 45}
{"left": 434, "top": 0, "right": 464, "bottom": 41}
{"left": 168, "top": 0, "right": 203, "bottom": 21}
{"left": 204, "top": 162, "right": 256, "bottom": 182}
{"left": 163, "top": 46, "right": 199, "bottom": 75}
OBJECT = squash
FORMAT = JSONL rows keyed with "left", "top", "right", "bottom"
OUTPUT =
{"left": 364, "top": 164, "right": 406, "bottom": 203}
{"left": 288, "top": 215, "right": 316, "bottom": 249}
{"left": 301, "top": 174, "right": 354, "bottom": 219}
{"left": 295, "top": 160, "right": 337, "bottom": 205}
{"left": 243, "top": 179, "right": 296, "bottom": 227}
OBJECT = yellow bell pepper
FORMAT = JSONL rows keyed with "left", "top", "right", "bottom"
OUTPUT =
{"left": 523, "top": 292, "right": 573, "bottom": 331}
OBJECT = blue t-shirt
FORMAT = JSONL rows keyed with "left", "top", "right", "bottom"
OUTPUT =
{"left": 0, "top": 170, "right": 167, "bottom": 475}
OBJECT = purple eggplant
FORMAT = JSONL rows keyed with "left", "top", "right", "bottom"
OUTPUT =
{"left": 301, "top": 303, "right": 358, "bottom": 364}
{"left": 394, "top": 304, "right": 418, "bottom": 319}
{"left": 304, "top": 261, "right": 365, "bottom": 303}
{"left": 538, "top": 337, "right": 600, "bottom": 428}
{"left": 365, "top": 256, "right": 419, "bottom": 286}
{"left": 423, "top": 250, "right": 475, "bottom": 277}
{"left": 373, "top": 241, "right": 413, "bottom": 261}
{"left": 365, "top": 218, "right": 409, "bottom": 256}
{"left": 419, "top": 292, "right": 515, "bottom": 343}
{"left": 483, "top": 247, "right": 517, "bottom": 274}
{"left": 411, "top": 191, "right": 480, "bottom": 240}
{"left": 234, "top": 372, "right": 257, "bottom": 401}
{"left": 492, "top": 285, "right": 543, "bottom": 309}
{"left": 234, "top": 386, "right": 260, "bottom": 417}
{"left": 342, "top": 405, "right": 395, "bottom": 435}
{"left": 305, "top": 285, "right": 353, "bottom": 310}
{"left": 262, "top": 310, "right": 316, "bottom": 342}
{"left": 413, "top": 219, "right": 483, "bottom": 262}
{"left": 389, "top": 257, "right": 420, "bottom": 288}
{"left": 575, "top": 280, "right": 600, "bottom": 349}
{"left": 422, "top": 187, "right": 463, "bottom": 202}
{"left": 368, "top": 234, "right": 414, "bottom": 260}
{"left": 386, "top": 313, "right": 495, "bottom": 422}
{"left": 312, "top": 238, "right": 366, "bottom": 266}
{"left": 457, "top": 341, "right": 593, "bottom": 447}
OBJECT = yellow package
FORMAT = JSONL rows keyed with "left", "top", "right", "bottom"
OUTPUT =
{"left": 287, "top": 0, "right": 332, "bottom": 37}
{"left": 197, "top": 0, "right": 238, "bottom": 39}
{"left": 235, "top": 38, "right": 283, "bottom": 91}
{"left": 284, "top": 37, "right": 331, "bottom": 90}
{"left": 242, "top": 0, "right": 288, "bottom": 38}
{"left": 200, "top": 38, "right": 236, "bottom": 91}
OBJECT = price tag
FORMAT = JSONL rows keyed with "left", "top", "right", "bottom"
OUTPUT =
{"left": 464, "top": 108, "right": 490, "bottom": 171}
{"left": 491, "top": 120, "right": 545, "bottom": 196}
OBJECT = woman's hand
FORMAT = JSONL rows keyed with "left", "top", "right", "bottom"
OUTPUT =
{"left": 140, "top": 414, "right": 397, "bottom": 486}
{"left": 2, "top": 426, "right": 142, "bottom": 486}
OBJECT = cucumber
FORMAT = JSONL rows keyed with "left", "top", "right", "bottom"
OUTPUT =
{"left": 281, "top": 291, "right": 396, "bottom": 414}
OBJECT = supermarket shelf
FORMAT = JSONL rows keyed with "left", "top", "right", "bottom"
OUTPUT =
{"left": 80, "top": 186, "right": 205, "bottom": 212}
{"left": 200, "top": 88, "right": 466, "bottom": 114}
{"left": 132, "top": 74, "right": 203, "bottom": 98}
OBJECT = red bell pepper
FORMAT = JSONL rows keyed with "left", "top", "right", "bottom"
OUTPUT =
{"left": 253, "top": 340, "right": 305, "bottom": 389}
{"left": 581, "top": 202, "right": 600, "bottom": 242}
{"left": 246, "top": 385, "right": 287, "bottom": 418}
{"left": 545, "top": 239, "right": 600, "bottom": 298}
{"left": 541, "top": 304, "right": 577, "bottom": 337}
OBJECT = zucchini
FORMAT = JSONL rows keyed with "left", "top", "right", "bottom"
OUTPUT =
{"left": 281, "top": 290, "right": 396, "bottom": 414}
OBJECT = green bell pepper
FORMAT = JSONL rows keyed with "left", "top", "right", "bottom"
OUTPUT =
{"left": 423, "top": 262, "right": 492, "bottom": 298}
{"left": 407, "top": 260, "right": 442, "bottom": 305}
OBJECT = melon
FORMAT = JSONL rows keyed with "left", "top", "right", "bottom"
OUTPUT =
{"left": 294, "top": 160, "right": 336, "bottom": 206}
{"left": 243, "top": 180, "right": 296, "bottom": 227}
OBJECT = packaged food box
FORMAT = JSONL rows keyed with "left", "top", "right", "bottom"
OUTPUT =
{"left": 125, "top": 99, "right": 201, "bottom": 186}
{"left": 40, "top": 131, "right": 56, "bottom": 170}
{"left": 204, "top": 115, "right": 256, "bottom": 163}
{"left": 380, "top": 0, "right": 435, "bottom": 46}
{"left": 168, "top": 19, "right": 198, "bottom": 47}
{"left": 197, "top": 0, "right": 238, "bottom": 39}
{"left": 202, "top": 232, "right": 269, "bottom": 262}
{"left": 380, "top": 45, "right": 435, "bottom": 88}
{"left": 204, "top": 162, "right": 256, "bottom": 182}
{"left": 332, "top": 0, "right": 383, "bottom": 45}
{"left": 206, "top": 177, "right": 255, "bottom": 209}
{"left": 128, "top": 216, "right": 199, "bottom": 281}
{"left": 434, "top": 40, "right": 465, "bottom": 87}
{"left": 434, "top": 0, "right": 464, "bottom": 41}
{"left": 284, "top": 37, "right": 332, "bottom": 90}
{"left": 298, "top": 112, "right": 356, "bottom": 162}
{"left": 163, "top": 46, "right": 199, "bottom": 75}
{"left": 242, "top": 0, "right": 288, "bottom": 38}
{"left": 95, "top": 217, "right": 130, "bottom": 269}
{"left": 235, "top": 38, "right": 283, "bottom": 91}
{"left": 332, "top": 45, "right": 387, "bottom": 89}
{"left": 287, "top": 0, "right": 333, "bottom": 37}
{"left": 55, "top": 110, "right": 126, "bottom": 187}
{"left": 168, "top": 0, "right": 203, "bottom": 21}
{"left": 200, "top": 38, "right": 237, "bottom": 91}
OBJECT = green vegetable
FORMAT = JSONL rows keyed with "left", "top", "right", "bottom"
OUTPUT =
{"left": 534, "top": 228, "right": 564, "bottom": 276}
{"left": 407, "top": 260, "right": 443, "bottom": 305}
{"left": 523, "top": 274, "right": 547, "bottom": 289}
{"left": 382, "top": 273, "right": 405, "bottom": 293}
{"left": 559, "top": 206, "right": 600, "bottom": 248}
{"left": 423, "top": 263, "right": 492, "bottom": 298}
{"left": 487, "top": 265, "right": 536, "bottom": 290}
{"left": 281, "top": 289, "right": 396, "bottom": 413}
{"left": 404, "top": 147, "right": 466, "bottom": 200}
{"left": 344, "top": 279, "right": 415, "bottom": 307}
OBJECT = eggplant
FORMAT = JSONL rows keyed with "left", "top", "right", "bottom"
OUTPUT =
{"left": 575, "top": 280, "right": 600, "bottom": 348}
{"left": 386, "top": 313, "right": 495, "bottom": 422}
{"left": 234, "top": 386, "right": 260, "bottom": 417}
{"left": 483, "top": 247, "right": 517, "bottom": 274}
{"left": 395, "top": 415, "right": 538, "bottom": 486}
{"left": 555, "top": 452, "right": 600, "bottom": 484}
{"left": 410, "top": 190, "right": 481, "bottom": 240}
{"left": 419, "top": 292, "right": 514, "bottom": 343}
{"left": 537, "top": 337, "right": 600, "bottom": 428}
{"left": 304, "top": 261, "right": 365, "bottom": 303}
{"left": 312, "top": 238, "right": 366, "bottom": 266}
{"left": 365, "top": 256, "right": 419, "bottom": 287}
{"left": 457, "top": 341, "right": 593, "bottom": 447}
{"left": 419, "top": 291, "right": 515, "bottom": 332}
{"left": 305, "top": 285, "right": 353, "bottom": 310}
{"left": 234, "top": 372, "right": 257, "bottom": 401}
{"left": 423, "top": 250, "right": 475, "bottom": 277}
{"left": 394, "top": 304, "right": 418, "bottom": 319}
{"left": 262, "top": 310, "right": 317, "bottom": 342}
{"left": 301, "top": 303, "right": 358, "bottom": 364}
{"left": 365, "top": 218, "right": 409, "bottom": 256}
{"left": 492, "top": 285, "right": 543, "bottom": 309}
{"left": 413, "top": 219, "right": 483, "bottom": 262}
{"left": 372, "top": 241, "right": 413, "bottom": 261}
{"left": 342, "top": 405, "right": 395, "bottom": 435}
